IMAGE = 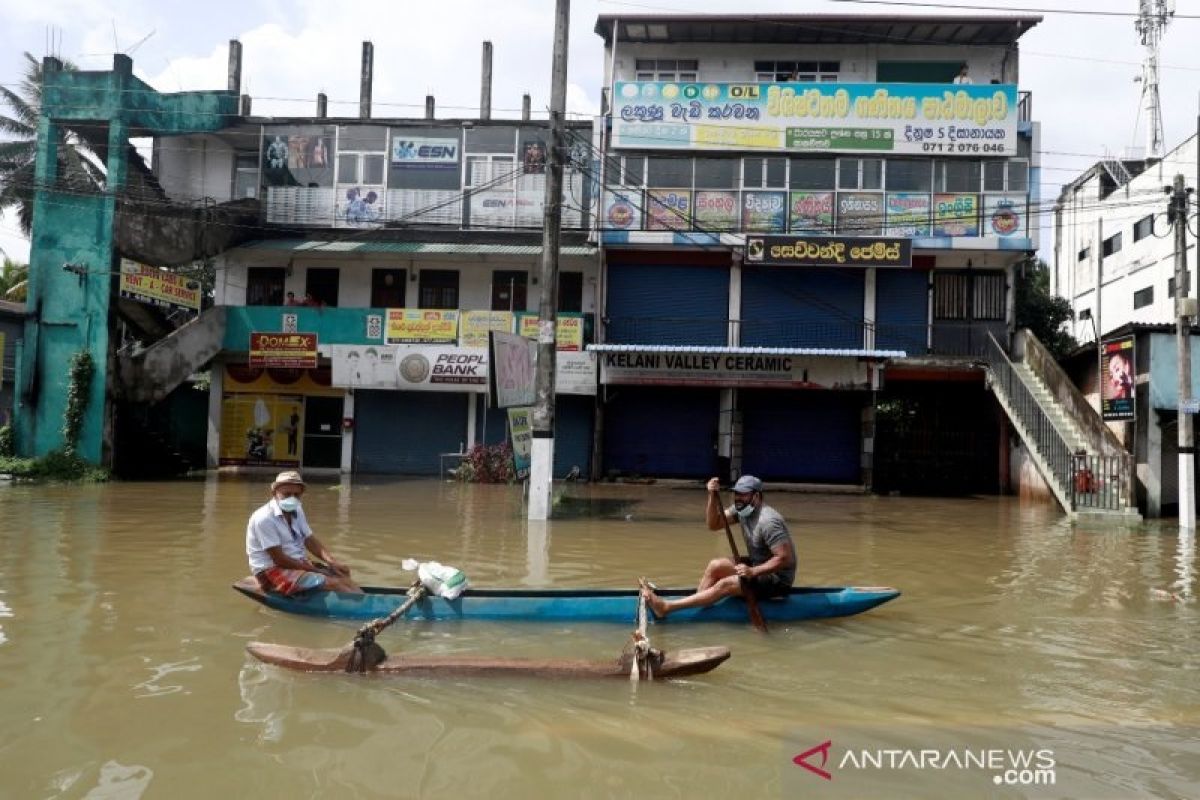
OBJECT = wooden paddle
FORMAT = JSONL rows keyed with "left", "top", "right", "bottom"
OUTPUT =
{"left": 718, "top": 492, "right": 768, "bottom": 633}
{"left": 343, "top": 580, "right": 427, "bottom": 673}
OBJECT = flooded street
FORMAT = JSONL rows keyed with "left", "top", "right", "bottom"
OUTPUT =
{"left": 1, "top": 477, "right": 1197, "bottom": 798}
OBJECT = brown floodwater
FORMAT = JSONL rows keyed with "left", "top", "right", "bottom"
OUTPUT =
{"left": 0, "top": 476, "right": 1197, "bottom": 799}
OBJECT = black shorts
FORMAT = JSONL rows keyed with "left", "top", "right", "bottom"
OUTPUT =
{"left": 748, "top": 571, "right": 792, "bottom": 599}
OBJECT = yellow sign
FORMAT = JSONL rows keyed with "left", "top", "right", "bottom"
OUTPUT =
{"left": 516, "top": 314, "right": 584, "bottom": 351}
{"left": 459, "top": 310, "right": 514, "bottom": 349}
{"left": 218, "top": 393, "right": 304, "bottom": 466}
{"left": 385, "top": 309, "right": 460, "bottom": 344}
{"left": 119, "top": 259, "right": 201, "bottom": 312}
{"left": 249, "top": 332, "right": 318, "bottom": 369}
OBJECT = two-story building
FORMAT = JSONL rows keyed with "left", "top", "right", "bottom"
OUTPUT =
{"left": 588, "top": 13, "right": 1041, "bottom": 489}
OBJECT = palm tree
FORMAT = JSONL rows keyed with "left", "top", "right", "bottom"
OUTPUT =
{"left": 0, "top": 257, "right": 27, "bottom": 302}
{"left": 0, "top": 52, "right": 105, "bottom": 234}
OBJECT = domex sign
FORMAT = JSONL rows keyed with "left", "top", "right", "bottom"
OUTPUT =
{"left": 391, "top": 136, "right": 459, "bottom": 168}
{"left": 612, "top": 81, "right": 1018, "bottom": 156}
{"left": 745, "top": 235, "right": 912, "bottom": 268}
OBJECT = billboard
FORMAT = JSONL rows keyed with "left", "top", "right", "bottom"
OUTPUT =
{"left": 1101, "top": 335, "right": 1135, "bottom": 421}
{"left": 119, "top": 259, "right": 201, "bottom": 312}
{"left": 745, "top": 235, "right": 912, "bottom": 268}
{"left": 391, "top": 136, "right": 459, "bottom": 168}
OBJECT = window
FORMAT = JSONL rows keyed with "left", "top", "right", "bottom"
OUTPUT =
{"left": 491, "top": 271, "right": 527, "bottom": 312}
{"left": 604, "top": 155, "right": 645, "bottom": 187}
{"left": 1102, "top": 233, "right": 1123, "bottom": 258}
{"left": 743, "top": 157, "right": 787, "bottom": 188}
{"left": 233, "top": 154, "right": 259, "bottom": 199}
{"left": 935, "top": 160, "right": 981, "bottom": 193}
{"left": 983, "top": 160, "right": 1028, "bottom": 192}
{"left": 466, "top": 155, "right": 516, "bottom": 187}
{"left": 370, "top": 269, "right": 406, "bottom": 308}
{"left": 1078, "top": 247, "right": 1090, "bottom": 262}
{"left": 1169, "top": 277, "right": 1177, "bottom": 297}
{"left": 754, "top": 60, "right": 839, "bottom": 82}
{"left": 838, "top": 158, "right": 883, "bottom": 190}
{"left": 419, "top": 269, "right": 459, "bottom": 309}
{"left": 558, "top": 272, "right": 583, "bottom": 313}
{"left": 634, "top": 59, "right": 698, "bottom": 82}
{"left": 1133, "top": 215, "right": 1154, "bottom": 242}
{"left": 886, "top": 159, "right": 932, "bottom": 192}
{"left": 1133, "top": 286, "right": 1154, "bottom": 309}
{"left": 693, "top": 158, "right": 738, "bottom": 189}
{"left": 789, "top": 158, "right": 836, "bottom": 190}
{"left": 646, "top": 156, "right": 693, "bottom": 188}
{"left": 933, "top": 271, "right": 1005, "bottom": 320}
{"left": 246, "top": 267, "right": 285, "bottom": 306}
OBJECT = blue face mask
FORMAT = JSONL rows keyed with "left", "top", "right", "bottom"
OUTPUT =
{"left": 278, "top": 496, "right": 301, "bottom": 513}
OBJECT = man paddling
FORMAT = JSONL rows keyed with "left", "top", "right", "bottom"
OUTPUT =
{"left": 246, "top": 470, "right": 362, "bottom": 594}
{"left": 643, "top": 475, "right": 796, "bottom": 618}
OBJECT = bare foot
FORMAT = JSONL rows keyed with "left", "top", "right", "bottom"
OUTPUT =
{"left": 641, "top": 586, "right": 668, "bottom": 619}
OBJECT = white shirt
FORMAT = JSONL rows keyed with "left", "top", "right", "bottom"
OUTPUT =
{"left": 953, "top": 75, "right": 973, "bottom": 85}
{"left": 246, "top": 498, "right": 313, "bottom": 573}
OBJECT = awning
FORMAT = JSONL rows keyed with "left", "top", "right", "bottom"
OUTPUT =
{"left": 236, "top": 240, "right": 598, "bottom": 257}
{"left": 588, "top": 343, "right": 905, "bottom": 359}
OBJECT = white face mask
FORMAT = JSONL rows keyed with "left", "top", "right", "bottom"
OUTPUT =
{"left": 735, "top": 502, "right": 755, "bottom": 520}
{"left": 278, "top": 496, "right": 301, "bottom": 513}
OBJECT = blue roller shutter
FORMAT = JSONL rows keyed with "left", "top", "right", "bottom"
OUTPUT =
{"left": 740, "top": 390, "right": 861, "bottom": 483}
{"left": 354, "top": 390, "right": 467, "bottom": 474}
{"left": 875, "top": 270, "right": 929, "bottom": 354}
{"left": 606, "top": 263, "right": 728, "bottom": 345}
{"left": 475, "top": 394, "right": 593, "bottom": 479}
{"left": 741, "top": 267, "right": 865, "bottom": 348}
{"left": 604, "top": 387, "right": 719, "bottom": 478}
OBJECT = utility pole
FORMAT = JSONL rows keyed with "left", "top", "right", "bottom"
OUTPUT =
{"left": 529, "top": 0, "right": 570, "bottom": 521}
{"left": 1170, "top": 173, "right": 1195, "bottom": 530}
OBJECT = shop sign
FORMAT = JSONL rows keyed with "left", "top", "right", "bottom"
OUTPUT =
{"left": 745, "top": 235, "right": 911, "bottom": 268}
{"left": 599, "top": 349, "right": 874, "bottom": 389}
{"left": 507, "top": 406, "right": 533, "bottom": 479}
{"left": 249, "top": 332, "right": 318, "bottom": 369}
{"left": 385, "top": 309, "right": 460, "bottom": 344}
{"left": 119, "top": 259, "right": 201, "bottom": 312}
{"left": 391, "top": 136, "right": 459, "bottom": 168}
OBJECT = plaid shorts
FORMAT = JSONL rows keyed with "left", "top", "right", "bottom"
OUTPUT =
{"left": 256, "top": 565, "right": 327, "bottom": 595}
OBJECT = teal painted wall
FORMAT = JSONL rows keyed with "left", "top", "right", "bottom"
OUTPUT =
{"left": 223, "top": 307, "right": 390, "bottom": 349}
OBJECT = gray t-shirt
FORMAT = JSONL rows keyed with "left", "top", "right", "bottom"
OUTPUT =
{"left": 727, "top": 502, "right": 796, "bottom": 585}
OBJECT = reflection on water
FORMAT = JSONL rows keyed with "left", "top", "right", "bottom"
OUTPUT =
{"left": 0, "top": 477, "right": 1197, "bottom": 798}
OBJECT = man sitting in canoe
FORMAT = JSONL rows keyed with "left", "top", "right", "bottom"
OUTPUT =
{"left": 643, "top": 475, "right": 795, "bottom": 618}
{"left": 246, "top": 470, "right": 362, "bottom": 594}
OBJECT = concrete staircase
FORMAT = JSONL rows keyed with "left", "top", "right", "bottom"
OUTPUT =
{"left": 115, "top": 306, "right": 227, "bottom": 403}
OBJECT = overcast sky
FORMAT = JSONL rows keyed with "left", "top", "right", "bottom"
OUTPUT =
{"left": 1, "top": 0, "right": 1198, "bottom": 265}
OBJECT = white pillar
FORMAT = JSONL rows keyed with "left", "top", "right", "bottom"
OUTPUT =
{"left": 528, "top": 437, "right": 555, "bottom": 520}
{"left": 1146, "top": 407, "right": 1162, "bottom": 517}
{"left": 340, "top": 390, "right": 354, "bottom": 473}
{"left": 863, "top": 267, "right": 877, "bottom": 350}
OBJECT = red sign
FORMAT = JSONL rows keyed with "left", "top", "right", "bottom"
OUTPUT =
{"left": 249, "top": 332, "right": 318, "bottom": 369}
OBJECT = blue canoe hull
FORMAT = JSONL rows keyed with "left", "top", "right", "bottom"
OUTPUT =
{"left": 233, "top": 579, "right": 900, "bottom": 624}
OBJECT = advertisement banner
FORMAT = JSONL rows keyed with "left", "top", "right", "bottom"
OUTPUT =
{"left": 602, "top": 189, "right": 641, "bottom": 230}
{"left": 693, "top": 191, "right": 739, "bottom": 230}
{"left": 599, "top": 350, "right": 873, "bottom": 389}
{"left": 742, "top": 191, "right": 787, "bottom": 232}
{"left": 262, "top": 129, "right": 334, "bottom": 187}
{"left": 515, "top": 313, "right": 584, "bottom": 351}
{"left": 745, "top": 235, "right": 911, "bottom": 268}
{"left": 490, "top": 332, "right": 537, "bottom": 408}
{"left": 329, "top": 344, "right": 596, "bottom": 396}
{"left": 119, "top": 259, "right": 201, "bottom": 312}
{"left": 218, "top": 393, "right": 304, "bottom": 467}
{"left": 612, "top": 82, "right": 1019, "bottom": 156}
{"left": 249, "top": 333, "right": 318, "bottom": 369}
{"left": 646, "top": 189, "right": 692, "bottom": 231}
{"left": 837, "top": 192, "right": 884, "bottom": 235}
{"left": 470, "top": 188, "right": 516, "bottom": 227}
{"left": 984, "top": 194, "right": 1026, "bottom": 238}
{"left": 885, "top": 193, "right": 933, "bottom": 237}
{"left": 336, "top": 185, "right": 385, "bottom": 227}
{"left": 934, "top": 193, "right": 980, "bottom": 237}
{"left": 1101, "top": 335, "right": 1135, "bottom": 421}
{"left": 391, "top": 136, "right": 459, "bottom": 168}
{"left": 789, "top": 191, "right": 834, "bottom": 233}
{"left": 460, "top": 310, "right": 515, "bottom": 349}
{"left": 385, "top": 309, "right": 460, "bottom": 344}
{"left": 507, "top": 406, "right": 533, "bottom": 479}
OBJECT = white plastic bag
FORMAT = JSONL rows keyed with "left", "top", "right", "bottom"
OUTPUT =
{"left": 402, "top": 558, "right": 469, "bottom": 600}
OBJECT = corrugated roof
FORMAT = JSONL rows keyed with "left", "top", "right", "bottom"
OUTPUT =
{"left": 588, "top": 344, "right": 905, "bottom": 358}
{"left": 237, "top": 240, "right": 597, "bottom": 256}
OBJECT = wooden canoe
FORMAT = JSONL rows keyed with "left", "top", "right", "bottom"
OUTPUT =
{"left": 233, "top": 578, "right": 899, "bottom": 623}
{"left": 246, "top": 641, "right": 731, "bottom": 679}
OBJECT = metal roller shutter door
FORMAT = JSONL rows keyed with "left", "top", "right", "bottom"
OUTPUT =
{"left": 604, "top": 387, "right": 719, "bottom": 478}
{"left": 741, "top": 267, "right": 865, "bottom": 348}
{"left": 875, "top": 270, "right": 929, "bottom": 355}
{"left": 740, "top": 390, "right": 862, "bottom": 484}
{"left": 354, "top": 390, "right": 467, "bottom": 474}
{"left": 606, "top": 263, "right": 728, "bottom": 345}
{"left": 475, "top": 395, "right": 593, "bottom": 479}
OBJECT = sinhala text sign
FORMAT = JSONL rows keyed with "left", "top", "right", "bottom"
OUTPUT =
{"left": 612, "top": 82, "right": 1018, "bottom": 156}
{"left": 745, "top": 235, "right": 912, "bottom": 268}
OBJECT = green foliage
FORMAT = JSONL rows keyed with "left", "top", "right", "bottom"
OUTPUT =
{"left": 0, "top": 258, "right": 27, "bottom": 302}
{"left": 0, "top": 424, "right": 12, "bottom": 457}
{"left": 454, "top": 441, "right": 516, "bottom": 484}
{"left": 0, "top": 448, "right": 108, "bottom": 481}
{"left": 1015, "top": 259, "right": 1078, "bottom": 360}
{"left": 61, "top": 350, "right": 94, "bottom": 455}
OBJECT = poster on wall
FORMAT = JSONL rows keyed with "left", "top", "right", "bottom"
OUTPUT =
{"left": 391, "top": 136, "right": 459, "bottom": 169}
{"left": 336, "top": 185, "right": 385, "bottom": 227}
{"left": 788, "top": 192, "right": 834, "bottom": 233}
{"left": 262, "top": 129, "right": 334, "bottom": 187}
{"left": 602, "top": 189, "right": 641, "bottom": 230}
{"left": 1101, "top": 335, "right": 1135, "bottom": 421}
{"left": 491, "top": 332, "right": 537, "bottom": 408}
{"left": 933, "top": 193, "right": 980, "bottom": 237}
{"left": 885, "top": 193, "right": 932, "bottom": 237}
{"left": 329, "top": 346, "right": 399, "bottom": 389}
{"left": 693, "top": 191, "right": 738, "bottom": 230}
{"left": 837, "top": 192, "right": 883, "bottom": 235}
{"left": 984, "top": 194, "right": 1026, "bottom": 238}
{"left": 460, "top": 310, "right": 515, "bottom": 349}
{"left": 742, "top": 191, "right": 786, "bottom": 232}
{"left": 385, "top": 309, "right": 460, "bottom": 344}
{"left": 218, "top": 393, "right": 305, "bottom": 466}
{"left": 515, "top": 313, "right": 584, "bottom": 351}
{"left": 646, "top": 189, "right": 691, "bottom": 231}
{"left": 521, "top": 141, "right": 547, "bottom": 174}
